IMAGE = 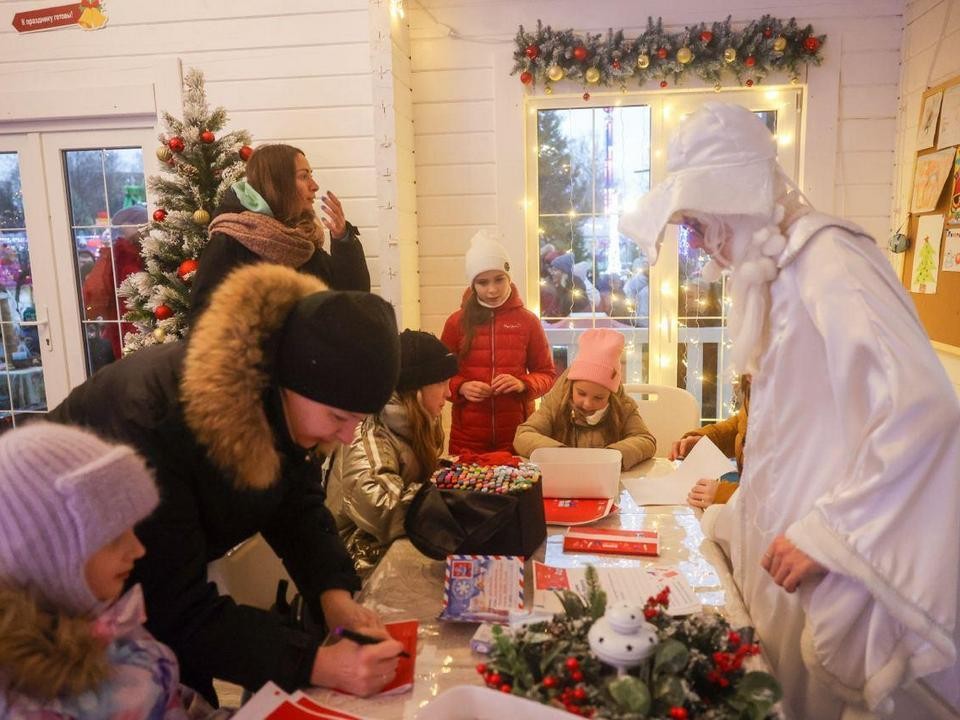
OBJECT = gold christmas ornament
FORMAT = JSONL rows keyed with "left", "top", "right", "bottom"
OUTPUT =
{"left": 677, "top": 47, "right": 693, "bottom": 64}
{"left": 156, "top": 146, "right": 172, "bottom": 162}
{"left": 585, "top": 67, "right": 601, "bottom": 84}
{"left": 637, "top": 53, "right": 650, "bottom": 69}
{"left": 153, "top": 327, "right": 166, "bottom": 342}
{"left": 547, "top": 64, "right": 565, "bottom": 82}
{"left": 544, "top": 85, "right": 554, "bottom": 95}
{"left": 773, "top": 36, "right": 787, "bottom": 52}
{"left": 723, "top": 48, "right": 737, "bottom": 63}
{"left": 192, "top": 209, "right": 210, "bottom": 226}
{"left": 790, "top": 76, "right": 800, "bottom": 85}
{"left": 714, "top": 83, "right": 722, "bottom": 92}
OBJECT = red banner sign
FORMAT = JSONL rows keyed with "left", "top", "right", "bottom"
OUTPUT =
{"left": 11, "top": 3, "right": 82, "bottom": 32}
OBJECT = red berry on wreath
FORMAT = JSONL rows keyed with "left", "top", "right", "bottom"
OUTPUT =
{"left": 804, "top": 36, "right": 821, "bottom": 53}
{"left": 543, "top": 675, "right": 557, "bottom": 688}
{"left": 644, "top": 607, "right": 658, "bottom": 619}
{"left": 152, "top": 208, "right": 167, "bottom": 222}
{"left": 700, "top": 30, "right": 713, "bottom": 43}
{"left": 499, "top": 683, "right": 512, "bottom": 693}
{"left": 746, "top": 79, "right": 754, "bottom": 87}
{"left": 565, "top": 657, "right": 580, "bottom": 671}
{"left": 571, "top": 669, "right": 584, "bottom": 682}
{"left": 488, "top": 672, "right": 502, "bottom": 686}
{"left": 573, "top": 687, "right": 587, "bottom": 701}
{"left": 475, "top": 663, "right": 487, "bottom": 675}
{"left": 168, "top": 136, "right": 185, "bottom": 153}
{"left": 520, "top": 71, "right": 533, "bottom": 85}
{"left": 660, "top": 80, "right": 668, "bottom": 88}
{"left": 745, "top": 55, "right": 756, "bottom": 67}
{"left": 154, "top": 304, "right": 173, "bottom": 320}
{"left": 669, "top": 708, "right": 688, "bottom": 720}
{"left": 239, "top": 145, "right": 254, "bottom": 161}
{"left": 728, "top": 630, "right": 741, "bottom": 646}
{"left": 656, "top": 47, "right": 668, "bottom": 59}
{"left": 200, "top": 130, "right": 215, "bottom": 143}
{"left": 525, "top": 44, "right": 540, "bottom": 60}
{"left": 573, "top": 45, "right": 588, "bottom": 61}
{"left": 177, "top": 259, "right": 199, "bottom": 279}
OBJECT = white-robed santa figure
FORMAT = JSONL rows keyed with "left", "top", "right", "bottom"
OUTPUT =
{"left": 619, "top": 101, "right": 960, "bottom": 719}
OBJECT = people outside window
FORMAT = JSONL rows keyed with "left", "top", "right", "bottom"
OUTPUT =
{"left": 619, "top": 101, "right": 960, "bottom": 718}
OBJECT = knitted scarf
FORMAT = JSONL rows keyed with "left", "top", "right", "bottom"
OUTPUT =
{"left": 208, "top": 211, "right": 321, "bottom": 268}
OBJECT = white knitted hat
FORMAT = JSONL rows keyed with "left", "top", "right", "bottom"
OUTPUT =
{"left": 0, "top": 423, "right": 158, "bottom": 616}
{"left": 464, "top": 229, "right": 511, "bottom": 283}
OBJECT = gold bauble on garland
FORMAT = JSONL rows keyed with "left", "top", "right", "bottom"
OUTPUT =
{"left": 677, "top": 47, "right": 693, "bottom": 64}
{"left": 156, "top": 146, "right": 172, "bottom": 162}
{"left": 153, "top": 327, "right": 167, "bottom": 342}
{"left": 723, "top": 48, "right": 737, "bottom": 63}
{"left": 547, "top": 64, "right": 565, "bottom": 82}
{"left": 192, "top": 209, "right": 210, "bottom": 226}
{"left": 584, "top": 67, "right": 601, "bottom": 83}
{"left": 773, "top": 36, "right": 787, "bottom": 52}
{"left": 637, "top": 53, "right": 650, "bottom": 69}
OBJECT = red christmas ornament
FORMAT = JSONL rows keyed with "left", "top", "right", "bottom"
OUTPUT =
{"left": 525, "top": 44, "right": 540, "bottom": 60}
{"left": 746, "top": 79, "right": 754, "bottom": 87}
{"left": 745, "top": 55, "right": 756, "bottom": 67}
{"left": 804, "top": 36, "right": 821, "bottom": 53}
{"left": 177, "top": 259, "right": 199, "bottom": 279}
{"left": 239, "top": 145, "right": 254, "bottom": 161}
{"left": 573, "top": 45, "right": 588, "bottom": 61}
{"left": 152, "top": 208, "right": 167, "bottom": 222}
{"left": 659, "top": 80, "right": 668, "bottom": 88}
{"left": 669, "top": 708, "right": 688, "bottom": 720}
{"left": 656, "top": 47, "right": 668, "bottom": 59}
{"left": 520, "top": 71, "right": 533, "bottom": 85}
{"left": 700, "top": 30, "right": 713, "bottom": 43}
{"left": 168, "top": 136, "right": 185, "bottom": 153}
{"left": 582, "top": 92, "right": 591, "bottom": 101}
{"left": 154, "top": 304, "right": 173, "bottom": 321}
{"left": 612, "top": 59, "right": 621, "bottom": 70}
{"left": 200, "top": 130, "right": 215, "bottom": 143}
{"left": 762, "top": 26, "right": 773, "bottom": 38}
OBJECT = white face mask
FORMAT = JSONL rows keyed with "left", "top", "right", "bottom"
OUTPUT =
{"left": 583, "top": 405, "right": 609, "bottom": 426}
{"left": 477, "top": 295, "right": 509, "bottom": 309}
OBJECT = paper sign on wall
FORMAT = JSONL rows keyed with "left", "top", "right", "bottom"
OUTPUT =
{"left": 11, "top": 0, "right": 108, "bottom": 33}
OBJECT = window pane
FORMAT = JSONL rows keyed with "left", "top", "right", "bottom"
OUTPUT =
{"left": 0, "top": 153, "right": 25, "bottom": 229}
{"left": 63, "top": 148, "right": 146, "bottom": 375}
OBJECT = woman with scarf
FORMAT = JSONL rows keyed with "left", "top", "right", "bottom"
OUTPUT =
{"left": 190, "top": 144, "right": 369, "bottom": 318}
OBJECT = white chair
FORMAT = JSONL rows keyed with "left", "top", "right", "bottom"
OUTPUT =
{"left": 623, "top": 384, "right": 700, "bottom": 458}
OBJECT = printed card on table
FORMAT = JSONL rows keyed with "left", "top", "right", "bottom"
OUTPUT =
{"left": 233, "top": 682, "right": 370, "bottom": 720}
{"left": 562, "top": 527, "right": 660, "bottom": 556}
{"left": 440, "top": 555, "right": 524, "bottom": 622}
{"left": 533, "top": 562, "right": 701, "bottom": 617}
{"left": 544, "top": 497, "right": 616, "bottom": 525}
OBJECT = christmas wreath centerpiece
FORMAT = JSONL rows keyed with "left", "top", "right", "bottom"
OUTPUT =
{"left": 477, "top": 567, "right": 781, "bottom": 719}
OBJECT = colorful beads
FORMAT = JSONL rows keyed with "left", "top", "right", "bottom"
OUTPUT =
{"left": 430, "top": 462, "right": 541, "bottom": 495}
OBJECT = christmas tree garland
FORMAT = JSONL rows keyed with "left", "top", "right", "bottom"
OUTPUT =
{"left": 478, "top": 567, "right": 782, "bottom": 719}
{"left": 512, "top": 15, "right": 826, "bottom": 95}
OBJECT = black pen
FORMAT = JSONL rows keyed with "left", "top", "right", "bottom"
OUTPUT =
{"left": 333, "top": 627, "right": 411, "bottom": 658}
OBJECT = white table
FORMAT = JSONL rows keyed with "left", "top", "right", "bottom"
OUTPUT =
{"left": 306, "top": 457, "right": 771, "bottom": 718}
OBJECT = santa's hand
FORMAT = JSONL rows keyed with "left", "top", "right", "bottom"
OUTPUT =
{"left": 761, "top": 535, "right": 826, "bottom": 593}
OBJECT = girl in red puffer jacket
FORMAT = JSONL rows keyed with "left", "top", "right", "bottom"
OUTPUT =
{"left": 441, "top": 230, "right": 557, "bottom": 454}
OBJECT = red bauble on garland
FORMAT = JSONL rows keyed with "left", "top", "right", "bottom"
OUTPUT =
{"left": 168, "top": 136, "right": 185, "bottom": 153}
{"left": 152, "top": 208, "right": 167, "bottom": 222}
{"left": 744, "top": 55, "right": 756, "bottom": 67}
{"left": 520, "top": 71, "right": 533, "bottom": 85}
{"left": 239, "top": 145, "right": 253, "bottom": 161}
{"left": 612, "top": 59, "right": 621, "bottom": 70}
{"left": 525, "top": 44, "right": 540, "bottom": 59}
{"left": 745, "top": 79, "right": 754, "bottom": 87}
{"left": 200, "top": 130, "right": 215, "bottom": 143}
{"left": 656, "top": 47, "right": 668, "bottom": 59}
{"left": 762, "top": 26, "right": 773, "bottom": 38}
{"left": 153, "top": 304, "right": 173, "bottom": 320}
{"left": 660, "top": 80, "right": 668, "bottom": 88}
{"left": 177, "top": 259, "right": 199, "bottom": 279}
{"left": 573, "top": 45, "right": 588, "bottom": 61}
{"left": 700, "top": 30, "right": 713, "bottom": 43}
{"left": 582, "top": 92, "right": 591, "bottom": 101}
{"left": 803, "top": 36, "right": 821, "bottom": 53}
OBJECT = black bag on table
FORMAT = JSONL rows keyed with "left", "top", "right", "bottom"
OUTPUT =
{"left": 403, "top": 464, "right": 547, "bottom": 560}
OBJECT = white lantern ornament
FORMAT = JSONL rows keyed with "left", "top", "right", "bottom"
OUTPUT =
{"left": 587, "top": 603, "right": 659, "bottom": 676}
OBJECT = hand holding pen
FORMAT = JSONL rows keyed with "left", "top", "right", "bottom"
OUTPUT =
{"left": 333, "top": 626, "right": 411, "bottom": 658}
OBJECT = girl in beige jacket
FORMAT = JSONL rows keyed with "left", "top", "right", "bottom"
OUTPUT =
{"left": 513, "top": 329, "right": 655, "bottom": 470}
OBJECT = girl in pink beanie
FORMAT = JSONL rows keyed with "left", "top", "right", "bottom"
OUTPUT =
{"left": 514, "top": 329, "right": 655, "bottom": 470}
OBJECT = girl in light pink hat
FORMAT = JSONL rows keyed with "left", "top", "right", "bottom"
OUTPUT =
{"left": 513, "top": 328, "right": 655, "bottom": 470}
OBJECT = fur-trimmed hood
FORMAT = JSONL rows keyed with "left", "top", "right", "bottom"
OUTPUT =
{"left": 0, "top": 586, "right": 108, "bottom": 701}
{"left": 182, "top": 263, "right": 328, "bottom": 491}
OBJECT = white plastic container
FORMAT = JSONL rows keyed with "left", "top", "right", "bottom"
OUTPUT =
{"left": 416, "top": 686, "right": 572, "bottom": 719}
{"left": 530, "top": 447, "right": 622, "bottom": 499}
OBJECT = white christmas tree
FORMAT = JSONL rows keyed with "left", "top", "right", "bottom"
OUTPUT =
{"left": 119, "top": 68, "right": 252, "bottom": 352}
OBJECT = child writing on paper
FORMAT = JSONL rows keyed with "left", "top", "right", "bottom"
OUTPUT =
{"left": 670, "top": 375, "right": 750, "bottom": 508}
{"left": 513, "top": 328, "right": 656, "bottom": 470}
{"left": 441, "top": 230, "right": 557, "bottom": 454}
{"left": 0, "top": 423, "right": 225, "bottom": 720}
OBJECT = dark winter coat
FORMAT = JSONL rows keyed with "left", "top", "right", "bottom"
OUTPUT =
{"left": 47, "top": 265, "right": 358, "bottom": 702}
{"left": 189, "top": 188, "right": 370, "bottom": 319}
{"left": 440, "top": 284, "right": 556, "bottom": 454}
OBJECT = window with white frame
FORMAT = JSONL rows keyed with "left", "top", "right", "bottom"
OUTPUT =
{"left": 525, "top": 89, "right": 801, "bottom": 425}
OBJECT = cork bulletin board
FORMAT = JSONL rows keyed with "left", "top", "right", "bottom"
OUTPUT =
{"left": 903, "top": 75, "right": 960, "bottom": 351}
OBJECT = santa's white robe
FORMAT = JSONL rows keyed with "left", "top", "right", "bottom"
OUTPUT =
{"left": 703, "top": 214, "right": 960, "bottom": 719}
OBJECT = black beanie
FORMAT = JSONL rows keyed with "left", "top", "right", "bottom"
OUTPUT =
{"left": 276, "top": 291, "right": 400, "bottom": 414}
{"left": 396, "top": 329, "right": 459, "bottom": 393}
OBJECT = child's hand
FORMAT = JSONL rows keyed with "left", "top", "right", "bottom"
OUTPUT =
{"left": 460, "top": 380, "right": 492, "bottom": 402}
{"left": 669, "top": 435, "right": 701, "bottom": 460}
{"left": 686, "top": 477, "right": 719, "bottom": 508}
{"left": 490, "top": 374, "right": 525, "bottom": 394}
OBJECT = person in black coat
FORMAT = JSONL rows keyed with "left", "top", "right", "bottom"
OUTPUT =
{"left": 190, "top": 143, "right": 370, "bottom": 319}
{"left": 48, "top": 264, "right": 402, "bottom": 702}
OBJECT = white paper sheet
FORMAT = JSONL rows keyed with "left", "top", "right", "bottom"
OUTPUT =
{"left": 621, "top": 437, "right": 734, "bottom": 506}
